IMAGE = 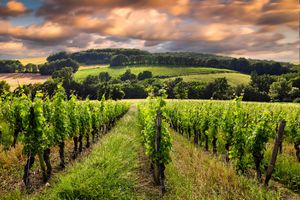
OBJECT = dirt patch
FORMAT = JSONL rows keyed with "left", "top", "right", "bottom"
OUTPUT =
{"left": 0, "top": 73, "right": 50, "bottom": 90}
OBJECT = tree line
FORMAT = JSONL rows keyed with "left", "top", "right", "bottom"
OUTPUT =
{"left": 110, "top": 53, "right": 290, "bottom": 75}
{"left": 1, "top": 66, "right": 300, "bottom": 103}
{"left": 0, "top": 48, "right": 295, "bottom": 76}
{"left": 46, "top": 48, "right": 293, "bottom": 75}
{"left": 0, "top": 60, "right": 39, "bottom": 73}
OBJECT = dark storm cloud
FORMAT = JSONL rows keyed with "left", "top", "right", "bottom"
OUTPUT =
{"left": 105, "top": 36, "right": 131, "bottom": 43}
{"left": 257, "top": 11, "right": 297, "bottom": 25}
{"left": 144, "top": 40, "right": 163, "bottom": 47}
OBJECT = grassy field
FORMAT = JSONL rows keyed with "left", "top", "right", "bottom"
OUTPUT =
{"left": 75, "top": 65, "right": 249, "bottom": 85}
{"left": 74, "top": 65, "right": 235, "bottom": 80}
{"left": 173, "top": 73, "right": 250, "bottom": 86}
{"left": 0, "top": 73, "right": 50, "bottom": 90}
{"left": 18, "top": 57, "right": 46, "bottom": 65}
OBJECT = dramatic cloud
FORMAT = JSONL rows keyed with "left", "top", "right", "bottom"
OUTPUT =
{"left": 0, "top": 0, "right": 28, "bottom": 17}
{"left": 0, "top": 0, "right": 298, "bottom": 62}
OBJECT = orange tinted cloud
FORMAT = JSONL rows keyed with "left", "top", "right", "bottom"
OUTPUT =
{"left": 0, "top": 0, "right": 27, "bottom": 17}
{"left": 7, "top": 1, "right": 26, "bottom": 12}
{"left": 0, "top": 0, "right": 297, "bottom": 61}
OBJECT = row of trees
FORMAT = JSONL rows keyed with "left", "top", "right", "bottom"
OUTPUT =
{"left": 109, "top": 53, "right": 290, "bottom": 75}
{"left": 0, "top": 86, "right": 129, "bottom": 187}
{"left": 0, "top": 58, "right": 79, "bottom": 75}
{"left": 235, "top": 72, "right": 300, "bottom": 102}
{"left": 39, "top": 58, "right": 79, "bottom": 75}
{"left": 47, "top": 48, "right": 150, "bottom": 65}
{"left": 45, "top": 48, "right": 292, "bottom": 75}
{"left": 0, "top": 60, "right": 39, "bottom": 73}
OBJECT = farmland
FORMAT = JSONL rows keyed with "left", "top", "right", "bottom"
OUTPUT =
{"left": 169, "top": 73, "right": 250, "bottom": 86}
{"left": 74, "top": 65, "right": 249, "bottom": 85}
{"left": 0, "top": 0, "right": 297, "bottom": 198}
{"left": 18, "top": 57, "right": 46, "bottom": 65}
{"left": 0, "top": 73, "right": 49, "bottom": 90}
{"left": 0, "top": 94, "right": 299, "bottom": 199}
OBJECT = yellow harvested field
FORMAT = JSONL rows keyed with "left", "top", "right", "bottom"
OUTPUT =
{"left": 18, "top": 57, "right": 46, "bottom": 65}
{"left": 0, "top": 73, "right": 50, "bottom": 90}
{"left": 79, "top": 65, "right": 108, "bottom": 70}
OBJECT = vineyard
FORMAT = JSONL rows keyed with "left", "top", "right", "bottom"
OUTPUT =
{"left": 0, "top": 95, "right": 300, "bottom": 199}
{"left": 165, "top": 99, "right": 300, "bottom": 191}
{"left": 0, "top": 86, "right": 129, "bottom": 193}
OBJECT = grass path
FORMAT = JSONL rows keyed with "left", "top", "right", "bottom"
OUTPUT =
{"left": 31, "top": 105, "right": 158, "bottom": 200}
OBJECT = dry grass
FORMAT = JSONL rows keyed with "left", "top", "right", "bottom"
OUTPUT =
{"left": 79, "top": 65, "right": 108, "bottom": 70}
{"left": 0, "top": 144, "right": 26, "bottom": 193}
{"left": 18, "top": 57, "right": 46, "bottom": 65}
{"left": 0, "top": 73, "right": 50, "bottom": 90}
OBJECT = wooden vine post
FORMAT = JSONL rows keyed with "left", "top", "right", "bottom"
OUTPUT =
{"left": 154, "top": 109, "right": 166, "bottom": 193}
{"left": 265, "top": 120, "right": 286, "bottom": 186}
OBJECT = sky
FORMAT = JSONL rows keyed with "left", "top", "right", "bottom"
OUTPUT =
{"left": 0, "top": 0, "right": 298, "bottom": 62}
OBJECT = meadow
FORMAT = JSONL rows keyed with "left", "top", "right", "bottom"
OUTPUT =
{"left": 74, "top": 65, "right": 250, "bottom": 85}
{"left": 0, "top": 73, "right": 50, "bottom": 90}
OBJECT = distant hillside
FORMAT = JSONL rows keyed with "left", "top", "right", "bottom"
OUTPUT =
{"left": 46, "top": 48, "right": 293, "bottom": 75}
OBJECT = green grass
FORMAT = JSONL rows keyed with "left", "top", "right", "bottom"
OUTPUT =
{"left": 75, "top": 65, "right": 234, "bottom": 81}
{"left": 264, "top": 143, "right": 300, "bottom": 192}
{"left": 173, "top": 73, "right": 250, "bottom": 86}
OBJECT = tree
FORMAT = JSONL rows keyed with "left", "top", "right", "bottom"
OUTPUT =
{"left": 0, "top": 80, "right": 10, "bottom": 95}
{"left": 122, "top": 83, "right": 147, "bottom": 99}
{"left": 235, "top": 85, "right": 270, "bottom": 102}
{"left": 138, "top": 71, "right": 153, "bottom": 80}
{"left": 110, "top": 54, "right": 129, "bottom": 67}
{"left": 109, "top": 84, "right": 125, "bottom": 100}
{"left": 52, "top": 67, "right": 74, "bottom": 84}
{"left": 211, "top": 78, "right": 231, "bottom": 99}
{"left": 289, "top": 87, "right": 300, "bottom": 100}
{"left": 250, "top": 72, "right": 275, "bottom": 93}
{"left": 269, "top": 78, "right": 292, "bottom": 102}
{"left": 202, "top": 78, "right": 232, "bottom": 100}
{"left": 47, "top": 51, "right": 69, "bottom": 62}
{"left": 99, "top": 72, "right": 111, "bottom": 82}
{"left": 119, "top": 69, "right": 136, "bottom": 81}
{"left": 174, "top": 82, "right": 188, "bottom": 99}
{"left": 0, "top": 60, "right": 22, "bottom": 73}
{"left": 292, "top": 77, "right": 300, "bottom": 89}
{"left": 39, "top": 58, "right": 79, "bottom": 75}
{"left": 83, "top": 75, "right": 99, "bottom": 85}
{"left": 164, "top": 78, "right": 182, "bottom": 99}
